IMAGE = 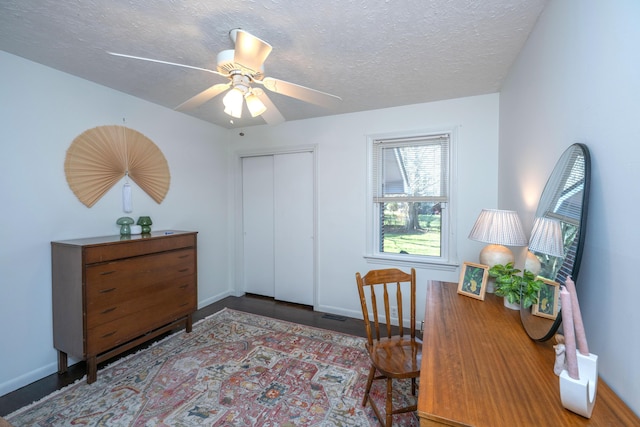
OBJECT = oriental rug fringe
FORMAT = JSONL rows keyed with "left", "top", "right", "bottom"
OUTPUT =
{"left": 7, "top": 309, "right": 418, "bottom": 426}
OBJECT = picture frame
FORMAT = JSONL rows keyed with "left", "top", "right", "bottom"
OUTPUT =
{"left": 457, "top": 262, "right": 489, "bottom": 300}
{"left": 532, "top": 277, "right": 560, "bottom": 319}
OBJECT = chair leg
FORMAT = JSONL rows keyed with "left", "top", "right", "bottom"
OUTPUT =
{"left": 363, "top": 365, "right": 376, "bottom": 406}
{"left": 385, "top": 377, "right": 393, "bottom": 427}
{"left": 411, "top": 377, "right": 417, "bottom": 395}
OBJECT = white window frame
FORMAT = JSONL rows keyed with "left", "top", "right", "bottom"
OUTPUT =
{"left": 365, "top": 128, "right": 458, "bottom": 271}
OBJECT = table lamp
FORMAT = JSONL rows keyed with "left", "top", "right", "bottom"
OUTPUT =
{"left": 528, "top": 216, "right": 565, "bottom": 259}
{"left": 526, "top": 216, "right": 564, "bottom": 276}
{"left": 468, "top": 209, "right": 527, "bottom": 292}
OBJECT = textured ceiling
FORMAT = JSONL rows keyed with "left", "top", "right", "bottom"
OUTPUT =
{"left": 0, "top": 0, "right": 547, "bottom": 129}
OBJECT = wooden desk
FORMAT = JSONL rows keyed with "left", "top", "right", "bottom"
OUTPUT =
{"left": 417, "top": 281, "right": 639, "bottom": 426}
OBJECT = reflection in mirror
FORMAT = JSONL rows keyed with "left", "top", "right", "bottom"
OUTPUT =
{"left": 521, "top": 143, "right": 591, "bottom": 341}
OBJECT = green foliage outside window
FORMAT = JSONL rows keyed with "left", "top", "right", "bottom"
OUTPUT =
{"left": 381, "top": 202, "right": 441, "bottom": 256}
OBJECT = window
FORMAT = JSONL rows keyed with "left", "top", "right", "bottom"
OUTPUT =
{"left": 367, "top": 131, "right": 454, "bottom": 267}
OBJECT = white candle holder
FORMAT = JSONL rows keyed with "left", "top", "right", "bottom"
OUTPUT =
{"left": 559, "top": 351, "right": 598, "bottom": 418}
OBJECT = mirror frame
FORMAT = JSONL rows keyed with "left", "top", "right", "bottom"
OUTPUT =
{"left": 521, "top": 143, "right": 591, "bottom": 341}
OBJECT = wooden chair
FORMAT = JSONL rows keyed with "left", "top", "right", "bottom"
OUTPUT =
{"left": 355, "top": 268, "right": 422, "bottom": 426}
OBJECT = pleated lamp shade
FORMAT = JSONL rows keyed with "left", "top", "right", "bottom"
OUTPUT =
{"left": 529, "top": 217, "right": 565, "bottom": 258}
{"left": 468, "top": 209, "right": 527, "bottom": 292}
{"left": 468, "top": 209, "right": 528, "bottom": 247}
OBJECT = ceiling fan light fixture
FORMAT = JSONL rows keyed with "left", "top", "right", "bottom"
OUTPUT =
{"left": 109, "top": 29, "right": 341, "bottom": 126}
{"left": 245, "top": 92, "right": 267, "bottom": 117}
{"left": 223, "top": 87, "right": 244, "bottom": 118}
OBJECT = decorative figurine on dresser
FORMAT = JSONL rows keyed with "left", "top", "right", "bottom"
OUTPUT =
{"left": 51, "top": 230, "right": 197, "bottom": 384}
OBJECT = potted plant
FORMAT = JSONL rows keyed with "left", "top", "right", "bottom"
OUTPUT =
{"left": 488, "top": 262, "right": 543, "bottom": 310}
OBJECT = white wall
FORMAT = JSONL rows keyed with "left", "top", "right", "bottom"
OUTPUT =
{"left": 499, "top": 0, "right": 640, "bottom": 415}
{"left": 228, "top": 94, "right": 500, "bottom": 323}
{"left": 0, "top": 51, "right": 231, "bottom": 395}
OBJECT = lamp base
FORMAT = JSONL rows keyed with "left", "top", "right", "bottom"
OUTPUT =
{"left": 479, "top": 244, "right": 514, "bottom": 266}
{"left": 479, "top": 244, "right": 514, "bottom": 293}
{"left": 525, "top": 251, "right": 542, "bottom": 277}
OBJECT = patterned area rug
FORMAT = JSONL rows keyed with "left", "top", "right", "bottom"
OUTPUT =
{"left": 7, "top": 309, "right": 418, "bottom": 426}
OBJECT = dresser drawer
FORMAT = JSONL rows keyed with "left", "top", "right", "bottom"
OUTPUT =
{"left": 86, "top": 275, "right": 195, "bottom": 330}
{"left": 85, "top": 249, "right": 195, "bottom": 309}
{"left": 84, "top": 234, "right": 195, "bottom": 264}
{"left": 86, "top": 289, "right": 194, "bottom": 355}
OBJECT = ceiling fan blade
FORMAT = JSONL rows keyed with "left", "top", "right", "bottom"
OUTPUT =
{"left": 253, "top": 89, "right": 285, "bottom": 125}
{"left": 175, "top": 83, "right": 231, "bottom": 111}
{"left": 232, "top": 30, "right": 272, "bottom": 73}
{"left": 107, "top": 51, "right": 228, "bottom": 77}
{"left": 259, "top": 77, "right": 341, "bottom": 108}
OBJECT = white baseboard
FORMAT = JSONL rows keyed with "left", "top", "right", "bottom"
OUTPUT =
{"left": 316, "top": 304, "right": 422, "bottom": 331}
{"left": 0, "top": 362, "right": 58, "bottom": 397}
{"left": 315, "top": 304, "right": 363, "bottom": 321}
{"left": 197, "top": 290, "right": 237, "bottom": 309}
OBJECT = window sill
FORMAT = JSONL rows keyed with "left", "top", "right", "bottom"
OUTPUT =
{"left": 364, "top": 254, "right": 459, "bottom": 272}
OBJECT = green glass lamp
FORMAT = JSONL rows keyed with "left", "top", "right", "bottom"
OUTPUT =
{"left": 116, "top": 216, "right": 134, "bottom": 235}
{"left": 137, "top": 216, "right": 153, "bottom": 234}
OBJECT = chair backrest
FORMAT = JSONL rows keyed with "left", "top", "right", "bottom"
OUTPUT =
{"left": 356, "top": 268, "right": 416, "bottom": 347}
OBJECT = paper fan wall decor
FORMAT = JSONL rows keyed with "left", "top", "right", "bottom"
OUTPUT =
{"left": 65, "top": 125, "right": 170, "bottom": 208}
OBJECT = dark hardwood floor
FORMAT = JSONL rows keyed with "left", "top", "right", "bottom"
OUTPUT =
{"left": 0, "top": 294, "right": 370, "bottom": 417}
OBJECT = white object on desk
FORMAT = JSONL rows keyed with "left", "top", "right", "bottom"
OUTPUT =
{"left": 560, "top": 350, "right": 598, "bottom": 418}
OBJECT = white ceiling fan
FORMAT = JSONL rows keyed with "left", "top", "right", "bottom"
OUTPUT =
{"left": 108, "top": 29, "right": 341, "bottom": 125}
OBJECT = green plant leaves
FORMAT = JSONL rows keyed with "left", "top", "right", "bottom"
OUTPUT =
{"left": 488, "top": 262, "right": 543, "bottom": 308}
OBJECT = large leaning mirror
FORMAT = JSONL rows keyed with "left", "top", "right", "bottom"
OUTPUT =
{"left": 521, "top": 143, "right": 591, "bottom": 341}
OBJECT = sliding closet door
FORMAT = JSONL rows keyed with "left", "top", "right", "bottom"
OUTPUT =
{"left": 242, "top": 155, "right": 275, "bottom": 297}
{"left": 273, "top": 151, "right": 314, "bottom": 305}
{"left": 241, "top": 151, "right": 315, "bottom": 306}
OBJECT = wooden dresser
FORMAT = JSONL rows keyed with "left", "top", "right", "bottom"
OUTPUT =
{"left": 51, "top": 230, "right": 197, "bottom": 384}
{"left": 418, "top": 281, "right": 639, "bottom": 426}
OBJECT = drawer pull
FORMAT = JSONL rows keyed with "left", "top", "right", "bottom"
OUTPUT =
{"left": 178, "top": 268, "right": 189, "bottom": 273}
{"left": 99, "top": 270, "right": 117, "bottom": 276}
{"left": 178, "top": 254, "right": 190, "bottom": 259}
{"left": 101, "top": 307, "right": 116, "bottom": 314}
{"left": 101, "top": 331, "right": 117, "bottom": 338}
{"left": 179, "top": 302, "right": 189, "bottom": 307}
{"left": 99, "top": 288, "right": 117, "bottom": 294}
{"left": 179, "top": 283, "right": 189, "bottom": 289}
